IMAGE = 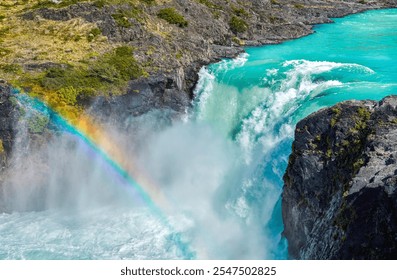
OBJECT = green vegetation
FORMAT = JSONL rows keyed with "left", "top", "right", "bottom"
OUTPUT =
{"left": 93, "top": 0, "right": 107, "bottom": 8}
{"left": 94, "top": 45, "right": 146, "bottom": 81}
{"left": 195, "top": 0, "right": 222, "bottom": 18}
{"left": 31, "top": 0, "right": 156, "bottom": 10}
{"left": 269, "top": 15, "right": 277, "bottom": 24}
{"left": 0, "top": 64, "right": 23, "bottom": 74}
{"left": 112, "top": 5, "right": 145, "bottom": 27}
{"left": 31, "top": 46, "right": 145, "bottom": 108}
{"left": 57, "top": 86, "right": 80, "bottom": 106}
{"left": 357, "top": 107, "right": 371, "bottom": 121}
{"left": 229, "top": 15, "right": 248, "bottom": 33}
{"left": 0, "top": 139, "right": 4, "bottom": 153}
{"left": 112, "top": 6, "right": 145, "bottom": 28}
{"left": 157, "top": 8, "right": 188, "bottom": 28}
{"left": 175, "top": 51, "right": 183, "bottom": 60}
{"left": 0, "top": 47, "right": 11, "bottom": 57}
{"left": 231, "top": 5, "right": 249, "bottom": 18}
{"left": 196, "top": 0, "right": 221, "bottom": 10}
{"left": 332, "top": 107, "right": 341, "bottom": 115}
{"left": 330, "top": 118, "right": 337, "bottom": 127}
{"left": 341, "top": 140, "right": 350, "bottom": 147}
{"left": 294, "top": 4, "right": 305, "bottom": 9}
{"left": 350, "top": 107, "right": 371, "bottom": 134}
{"left": 31, "top": 0, "right": 87, "bottom": 10}
{"left": 112, "top": 12, "right": 132, "bottom": 28}
{"left": 51, "top": 46, "right": 141, "bottom": 86}
{"left": 0, "top": 27, "right": 10, "bottom": 37}
{"left": 140, "top": 0, "right": 155, "bottom": 4}
{"left": 0, "top": 0, "right": 152, "bottom": 121}
{"left": 353, "top": 158, "right": 365, "bottom": 173}
{"left": 28, "top": 114, "right": 49, "bottom": 134}
{"left": 232, "top": 36, "right": 245, "bottom": 46}
{"left": 87, "top": 27, "right": 102, "bottom": 42}
{"left": 326, "top": 149, "right": 332, "bottom": 158}
{"left": 330, "top": 106, "right": 341, "bottom": 127}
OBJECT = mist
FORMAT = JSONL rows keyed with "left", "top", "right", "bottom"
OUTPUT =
{"left": 0, "top": 104, "right": 281, "bottom": 259}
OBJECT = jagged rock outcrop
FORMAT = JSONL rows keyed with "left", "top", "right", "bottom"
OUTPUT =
{"left": 0, "top": 84, "right": 53, "bottom": 174}
{"left": 19, "top": 0, "right": 397, "bottom": 119}
{"left": 282, "top": 95, "right": 397, "bottom": 259}
{"left": 0, "top": 84, "right": 18, "bottom": 171}
{"left": 89, "top": 73, "right": 192, "bottom": 125}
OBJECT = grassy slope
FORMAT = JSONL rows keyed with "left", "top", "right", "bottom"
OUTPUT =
{"left": 1, "top": 0, "right": 393, "bottom": 123}
{"left": 0, "top": 0, "right": 155, "bottom": 122}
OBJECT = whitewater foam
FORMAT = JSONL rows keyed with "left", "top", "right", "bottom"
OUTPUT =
{"left": 1, "top": 9, "right": 396, "bottom": 260}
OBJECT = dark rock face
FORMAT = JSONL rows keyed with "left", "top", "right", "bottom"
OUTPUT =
{"left": 283, "top": 96, "right": 397, "bottom": 259}
{"left": 89, "top": 73, "right": 191, "bottom": 125}
{"left": 0, "top": 84, "right": 18, "bottom": 170}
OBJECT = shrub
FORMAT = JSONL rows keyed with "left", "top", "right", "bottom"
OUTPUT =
{"left": 231, "top": 5, "right": 249, "bottom": 17}
{"left": 196, "top": 0, "right": 221, "bottom": 9}
{"left": 39, "top": 46, "right": 145, "bottom": 99}
{"left": 58, "top": 86, "right": 79, "bottom": 106}
{"left": 112, "top": 12, "right": 132, "bottom": 28}
{"left": 157, "top": 8, "right": 188, "bottom": 28}
{"left": 87, "top": 27, "right": 102, "bottom": 42}
{"left": 140, "top": 0, "right": 156, "bottom": 4}
{"left": 93, "top": 0, "right": 106, "bottom": 8}
{"left": 28, "top": 114, "right": 49, "bottom": 134}
{"left": 94, "top": 46, "right": 145, "bottom": 81}
{"left": 90, "top": 27, "right": 101, "bottom": 37}
{"left": 229, "top": 16, "right": 248, "bottom": 33}
{"left": 112, "top": 6, "right": 144, "bottom": 27}
{"left": 32, "top": 0, "right": 83, "bottom": 10}
{"left": 0, "top": 64, "right": 22, "bottom": 74}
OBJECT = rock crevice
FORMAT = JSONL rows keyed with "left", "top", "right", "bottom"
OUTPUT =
{"left": 283, "top": 96, "right": 397, "bottom": 259}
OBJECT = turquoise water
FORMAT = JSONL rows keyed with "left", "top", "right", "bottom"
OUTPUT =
{"left": 0, "top": 9, "right": 396, "bottom": 259}
{"left": 194, "top": 9, "right": 397, "bottom": 259}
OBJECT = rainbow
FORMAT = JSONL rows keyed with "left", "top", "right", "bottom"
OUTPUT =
{"left": 12, "top": 89, "right": 168, "bottom": 210}
{"left": 11, "top": 89, "right": 195, "bottom": 259}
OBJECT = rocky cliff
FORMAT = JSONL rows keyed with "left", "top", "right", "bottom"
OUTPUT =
{"left": 3, "top": 1, "right": 397, "bottom": 259}
{"left": 1, "top": 0, "right": 397, "bottom": 123}
{"left": 0, "top": 84, "right": 19, "bottom": 171}
{"left": 283, "top": 96, "right": 397, "bottom": 259}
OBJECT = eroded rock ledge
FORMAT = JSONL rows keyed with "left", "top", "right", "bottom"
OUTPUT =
{"left": 282, "top": 95, "right": 397, "bottom": 259}
{"left": 10, "top": 0, "right": 397, "bottom": 121}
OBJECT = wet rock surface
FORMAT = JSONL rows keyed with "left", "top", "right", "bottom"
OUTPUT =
{"left": 283, "top": 96, "right": 397, "bottom": 259}
{"left": 0, "top": 85, "right": 18, "bottom": 169}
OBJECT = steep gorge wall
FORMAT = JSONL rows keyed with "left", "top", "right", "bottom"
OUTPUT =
{"left": 283, "top": 96, "right": 397, "bottom": 259}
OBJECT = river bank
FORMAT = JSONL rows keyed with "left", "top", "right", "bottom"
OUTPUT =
{"left": 1, "top": 1, "right": 396, "bottom": 123}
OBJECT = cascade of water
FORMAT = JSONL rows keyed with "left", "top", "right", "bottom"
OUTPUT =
{"left": 0, "top": 90, "right": 194, "bottom": 259}
{"left": 193, "top": 54, "right": 385, "bottom": 259}
{"left": 0, "top": 9, "right": 396, "bottom": 260}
